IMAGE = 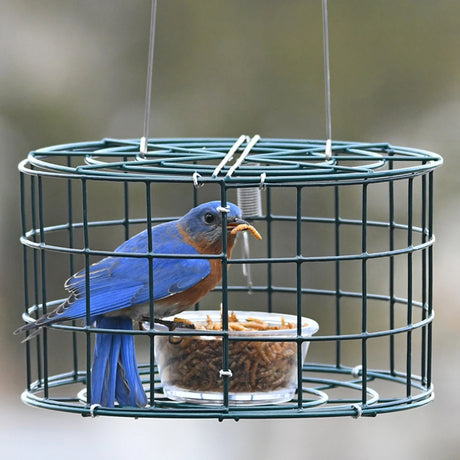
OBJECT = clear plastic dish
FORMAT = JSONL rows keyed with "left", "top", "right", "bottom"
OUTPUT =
{"left": 154, "top": 310, "right": 319, "bottom": 405}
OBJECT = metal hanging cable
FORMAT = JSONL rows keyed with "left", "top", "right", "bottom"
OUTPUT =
{"left": 140, "top": 0, "right": 158, "bottom": 157}
{"left": 322, "top": 0, "right": 332, "bottom": 161}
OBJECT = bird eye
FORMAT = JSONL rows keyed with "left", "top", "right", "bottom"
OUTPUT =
{"left": 204, "top": 212, "right": 215, "bottom": 224}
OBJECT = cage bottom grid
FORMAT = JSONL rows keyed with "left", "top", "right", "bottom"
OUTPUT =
{"left": 21, "top": 363, "right": 433, "bottom": 419}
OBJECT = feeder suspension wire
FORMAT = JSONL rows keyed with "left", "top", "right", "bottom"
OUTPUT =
{"left": 141, "top": 0, "right": 158, "bottom": 156}
{"left": 322, "top": 0, "right": 332, "bottom": 160}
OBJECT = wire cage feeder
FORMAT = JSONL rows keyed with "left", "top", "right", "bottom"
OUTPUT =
{"left": 16, "top": 2, "right": 444, "bottom": 420}
{"left": 18, "top": 137, "right": 442, "bottom": 419}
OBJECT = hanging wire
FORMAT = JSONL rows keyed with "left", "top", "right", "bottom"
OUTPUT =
{"left": 140, "top": 0, "right": 158, "bottom": 157}
{"left": 322, "top": 0, "right": 332, "bottom": 161}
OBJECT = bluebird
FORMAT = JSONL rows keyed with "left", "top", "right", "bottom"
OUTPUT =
{"left": 15, "top": 201, "right": 261, "bottom": 408}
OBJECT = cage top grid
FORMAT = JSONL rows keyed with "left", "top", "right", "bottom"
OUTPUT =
{"left": 21, "top": 138, "right": 442, "bottom": 186}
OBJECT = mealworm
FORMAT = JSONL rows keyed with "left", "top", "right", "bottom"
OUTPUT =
{"left": 230, "top": 223, "right": 262, "bottom": 240}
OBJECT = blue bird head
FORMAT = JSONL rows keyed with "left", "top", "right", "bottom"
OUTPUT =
{"left": 179, "top": 201, "right": 247, "bottom": 248}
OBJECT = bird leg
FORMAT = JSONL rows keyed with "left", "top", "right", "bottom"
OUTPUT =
{"left": 154, "top": 317, "right": 195, "bottom": 331}
{"left": 154, "top": 317, "right": 195, "bottom": 344}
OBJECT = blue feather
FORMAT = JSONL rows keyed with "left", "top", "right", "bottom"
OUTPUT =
{"left": 61, "top": 222, "right": 211, "bottom": 321}
{"left": 15, "top": 201, "right": 245, "bottom": 408}
{"left": 90, "top": 316, "right": 146, "bottom": 407}
{"left": 91, "top": 317, "right": 122, "bottom": 407}
{"left": 58, "top": 285, "right": 141, "bottom": 321}
{"left": 115, "top": 322, "right": 148, "bottom": 407}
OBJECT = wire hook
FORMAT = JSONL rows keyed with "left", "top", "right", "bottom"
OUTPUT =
{"left": 212, "top": 135, "right": 248, "bottom": 178}
{"left": 226, "top": 135, "right": 260, "bottom": 177}
{"left": 192, "top": 171, "right": 203, "bottom": 188}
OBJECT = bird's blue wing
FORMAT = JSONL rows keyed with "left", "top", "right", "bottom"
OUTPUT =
{"left": 61, "top": 223, "right": 210, "bottom": 320}
{"left": 129, "top": 253, "right": 210, "bottom": 305}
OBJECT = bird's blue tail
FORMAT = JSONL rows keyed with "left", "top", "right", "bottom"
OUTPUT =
{"left": 91, "top": 316, "right": 147, "bottom": 408}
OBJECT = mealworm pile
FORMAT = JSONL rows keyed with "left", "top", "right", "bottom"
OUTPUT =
{"left": 155, "top": 313, "right": 300, "bottom": 393}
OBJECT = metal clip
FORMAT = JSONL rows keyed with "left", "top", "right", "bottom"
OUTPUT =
{"left": 226, "top": 135, "right": 260, "bottom": 177}
{"left": 219, "top": 369, "right": 233, "bottom": 378}
{"left": 351, "top": 364, "right": 362, "bottom": 378}
{"left": 216, "top": 205, "right": 230, "bottom": 214}
{"left": 351, "top": 403, "right": 362, "bottom": 419}
{"left": 325, "top": 138, "right": 332, "bottom": 161}
{"left": 192, "top": 171, "right": 204, "bottom": 188}
{"left": 260, "top": 172, "right": 267, "bottom": 190}
{"left": 212, "top": 135, "right": 248, "bottom": 178}
{"left": 140, "top": 136, "right": 148, "bottom": 157}
{"left": 89, "top": 403, "right": 101, "bottom": 418}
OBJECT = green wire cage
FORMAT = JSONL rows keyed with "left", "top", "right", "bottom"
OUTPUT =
{"left": 18, "top": 137, "right": 443, "bottom": 419}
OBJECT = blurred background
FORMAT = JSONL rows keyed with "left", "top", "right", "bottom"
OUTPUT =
{"left": 1, "top": 1, "right": 458, "bottom": 458}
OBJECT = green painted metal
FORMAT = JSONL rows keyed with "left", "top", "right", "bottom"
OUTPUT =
{"left": 21, "top": 364, "right": 434, "bottom": 419}
{"left": 21, "top": 138, "right": 441, "bottom": 184}
{"left": 18, "top": 137, "right": 442, "bottom": 419}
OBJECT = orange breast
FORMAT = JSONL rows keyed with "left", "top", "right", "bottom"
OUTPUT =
{"left": 157, "top": 225, "right": 238, "bottom": 311}
{"left": 159, "top": 257, "right": 223, "bottom": 310}
{"left": 114, "top": 226, "right": 238, "bottom": 319}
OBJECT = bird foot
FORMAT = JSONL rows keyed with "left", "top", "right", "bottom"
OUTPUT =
{"left": 154, "top": 318, "right": 195, "bottom": 344}
{"left": 154, "top": 318, "right": 195, "bottom": 331}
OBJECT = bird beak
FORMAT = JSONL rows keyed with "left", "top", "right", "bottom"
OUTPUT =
{"left": 226, "top": 217, "right": 249, "bottom": 230}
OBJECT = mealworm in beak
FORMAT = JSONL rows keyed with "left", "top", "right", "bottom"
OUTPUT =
{"left": 230, "top": 223, "right": 262, "bottom": 240}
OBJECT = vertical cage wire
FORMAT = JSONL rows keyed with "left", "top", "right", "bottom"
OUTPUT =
{"left": 17, "top": 138, "right": 442, "bottom": 418}
{"left": 360, "top": 182, "right": 368, "bottom": 406}
{"left": 67, "top": 155, "right": 79, "bottom": 381}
